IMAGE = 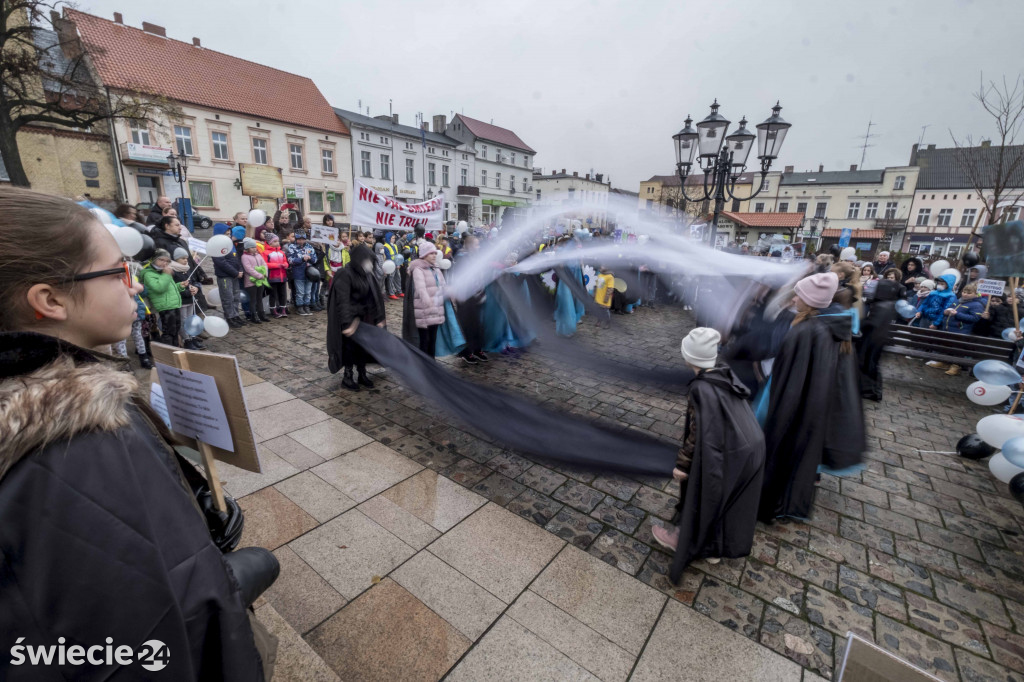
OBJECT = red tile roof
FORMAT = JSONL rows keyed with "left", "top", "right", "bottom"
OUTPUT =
{"left": 66, "top": 10, "right": 348, "bottom": 136}
{"left": 720, "top": 212, "right": 804, "bottom": 228}
{"left": 454, "top": 114, "right": 535, "bottom": 153}
{"left": 822, "top": 229, "right": 885, "bottom": 238}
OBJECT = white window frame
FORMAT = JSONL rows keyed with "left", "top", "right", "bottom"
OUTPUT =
{"left": 329, "top": 191, "right": 344, "bottom": 213}
{"left": 814, "top": 202, "right": 827, "bottom": 218}
{"left": 937, "top": 208, "right": 954, "bottom": 227}
{"left": 778, "top": 202, "right": 789, "bottom": 212}
{"left": 130, "top": 120, "right": 150, "bottom": 145}
{"left": 847, "top": 202, "right": 861, "bottom": 219}
{"left": 495, "top": 172, "right": 501, "bottom": 188}
{"left": 522, "top": 177, "right": 527, "bottom": 192}
{"left": 481, "top": 169, "right": 487, "bottom": 186}
{"left": 894, "top": 176, "right": 906, "bottom": 190}
{"left": 211, "top": 131, "right": 229, "bottom": 161}
{"left": 252, "top": 137, "right": 268, "bottom": 165}
{"left": 865, "top": 202, "right": 878, "bottom": 219}
{"left": 188, "top": 180, "right": 215, "bottom": 209}
{"left": 884, "top": 201, "right": 898, "bottom": 219}
{"left": 380, "top": 154, "right": 391, "bottom": 180}
{"left": 321, "top": 148, "right": 334, "bottom": 174}
{"left": 796, "top": 202, "right": 807, "bottom": 215}
{"left": 361, "top": 151, "right": 372, "bottom": 177}
{"left": 406, "top": 158, "right": 415, "bottom": 183}
{"left": 442, "top": 165, "right": 449, "bottom": 187}
{"left": 511, "top": 152, "right": 516, "bottom": 165}
{"left": 289, "top": 143, "right": 304, "bottom": 170}
{"left": 307, "top": 190, "right": 325, "bottom": 213}
{"left": 460, "top": 167, "right": 468, "bottom": 186}
{"left": 174, "top": 125, "right": 194, "bottom": 157}
{"left": 428, "top": 162, "right": 436, "bottom": 186}
{"left": 754, "top": 202, "right": 765, "bottom": 213}
{"left": 961, "top": 208, "right": 978, "bottom": 227}
{"left": 916, "top": 208, "right": 931, "bottom": 226}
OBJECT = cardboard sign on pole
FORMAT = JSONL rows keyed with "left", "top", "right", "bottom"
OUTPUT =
{"left": 977, "top": 278, "right": 1008, "bottom": 297}
{"left": 149, "top": 343, "right": 261, "bottom": 510}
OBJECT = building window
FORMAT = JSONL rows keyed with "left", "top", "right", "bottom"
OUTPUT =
{"left": 847, "top": 202, "right": 861, "bottom": 219}
{"left": 947, "top": 245, "right": 962, "bottom": 259}
{"left": 428, "top": 162, "right": 436, "bottom": 186}
{"left": 321, "top": 149, "right": 334, "bottom": 174}
{"left": 406, "top": 158, "right": 414, "bottom": 183}
{"left": 864, "top": 202, "right": 878, "bottom": 219}
{"left": 285, "top": 195, "right": 305, "bottom": 214}
{"left": 481, "top": 170, "right": 487, "bottom": 186}
{"left": 480, "top": 144, "right": 487, "bottom": 158}
{"left": 522, "top": 177, "right": 527, "bottom": 192}
{"left": 189, "top": 180, "right": 214, "bottom": 208}
{"left": 524, "top": 156, "right": 530, "bottom": 168}
{"left": 937, "top": 208, "right": 954, "bottom": 226}
{"left": 778, "top": 202, "right": 789, "bottom": 212}
{"left": 754, "top": 202, "right": 765, "bottom": 213}
{"left": 961, "top": 208, "right": 978, "bottom": 226}
{"left": 211, "top": 131, "right": 229, "bottom": 161}
{"left": 460, "top": 168, "right": 467, "bottom": 186}
{"left": 796, "top": 202, "right": 808, "bottom": 215}
{"left": 252, "top": 138, "right": 268, "bottom": 165}
{"left": 308, "top": 190, "right": 325, "bottom": 213}
{"left": 289, "top": 143, "right": 304, "bottom": 170}
{"left": 495, "top": 148, "right": 501, "bottom": 161}
{"left": 894, "top": 176, "right": 906, "bottom": 190}
{"left": 884, "top": 202, "right": 898, "bottom": 219}
{"left": 511, "top": 152, "right": 516, "bottom": 165}
{"left": 329, "top": 192, "right": 344, "bottom": 213}
{"left": 495, "top": 172, "right": 501, "bottom": 188}
{"left": 174, "top": 125, "right": 193, "bottom": 157}
{"left": 916, "top": 208, "right": 931, "bottom": 225}
{"left": 569, "top": 188, "right": 576, "bottom": 201}
{"left": 510, "top": 175, "right": 515, "bottom": 191}
{"left": 442, "top": 165, "right": 449, "bottom": 186}
{"left": 380, "top": 154, "right": 390, "bottom": 180}
{"left": 537, "top": 189, "right": 542, "bottom": 201}
{"left": 361, "top": 151, "right": 372, "bottom": 177}
{"left": 815, "top": 202, "right": 827, "bottom": 218}
{"left": 760, "top": 178, "right": 770, "bottom": 191}
{"left": 1003, "top": 206, "right": 1021, "bottom": 222}
{"left": 130, "top": 120, "right": 150, "bottom": 145}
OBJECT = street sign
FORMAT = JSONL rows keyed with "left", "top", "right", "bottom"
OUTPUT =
{"left": 838, "top": 228, "right": 853, "bottom": 247}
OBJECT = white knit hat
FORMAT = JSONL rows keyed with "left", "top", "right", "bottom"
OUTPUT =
{"left": 681, "top": 327, "right": 721, "bottom": 369}
{"left": 840, "top": 247, "right": 857, "bottom": 262}
{"left": 918, "top": 279, "right": 935, "bottom": 291}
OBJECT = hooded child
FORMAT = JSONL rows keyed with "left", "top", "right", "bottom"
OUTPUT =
{"left": 915, "top": 273, "right": 957, "bottom": 329}
{"left": 327, "top": 243, "right": 385, "bottom": 391}
{"left": 651, "top": 328, "right": 766, "bottom": 581}
{"left": 858, "top": 279, "right": 902, "bottom": 401}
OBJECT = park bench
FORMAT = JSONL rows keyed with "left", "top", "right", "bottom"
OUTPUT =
{"left": 884, "top": 323, "right": 1018, "bottom": 367}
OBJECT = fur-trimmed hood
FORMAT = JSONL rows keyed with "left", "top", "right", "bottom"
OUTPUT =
{"left": 0, "top": 333, "right": 138, "bottom": 483}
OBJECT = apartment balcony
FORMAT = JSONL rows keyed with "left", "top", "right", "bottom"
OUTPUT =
{"left": 456, "top": 185, "right": 479, "bottom": 197}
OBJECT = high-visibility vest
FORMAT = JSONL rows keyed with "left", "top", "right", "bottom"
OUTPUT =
{"left": 384, "top": 242, "right": 398, "bottom": 259}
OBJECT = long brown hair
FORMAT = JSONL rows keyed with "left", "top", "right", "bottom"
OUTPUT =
{"left": 0, "top": 186, "right": 97, "bottom": 331}
{"left": 791, "top": 299, "right": 818, "bottom": 327}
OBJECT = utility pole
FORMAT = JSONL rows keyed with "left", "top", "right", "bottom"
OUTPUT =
{"left": 859, "top": 118, "right": 878, "bottom": 169}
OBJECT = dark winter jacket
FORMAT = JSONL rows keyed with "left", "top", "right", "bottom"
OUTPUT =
{"left": 327, "top": 245, "right": 385, "bottom": 374}
{"left": 146, "top": 206, "right": 164, "bottom": 226}
{"left": 899, "top": 257, "right": 925, "bottom": 287}
{"left": 983, "top": 302, "right": 1017, "bottom": 338}
{"left": 0, "top": 333, "right": 271, "bottom": 681}
{"left": 214, "top": 242, "right": 245, "bottom": 279}
{"left": 285, "top": 242, "right": 317, "bottom": 280}
{"left": 942, "top": 296, "right": 986, "bottom": 335}
{"left": 152, "top": 229, "right": 208, "bottom": 282}
{"left": 670, "top": 364, "right": 765, "bottom": 582}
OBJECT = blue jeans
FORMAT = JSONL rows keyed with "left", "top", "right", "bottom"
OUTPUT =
{"left": 311, "top": 280, "right": 321, "bottom": 305}
{"left": 295, "top": 278, "right": 312, "bottom": 306}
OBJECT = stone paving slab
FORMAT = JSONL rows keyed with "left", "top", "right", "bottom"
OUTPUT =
{"left": 202, "top": 302, "right": 1024, "bottom": 680}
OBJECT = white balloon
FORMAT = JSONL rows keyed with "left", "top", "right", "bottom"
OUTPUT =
{"left": 967, "top": 381, "right": 1012, "bottom": 406}
{"left": 989, "top": 451, "right": 1024, "bottom": 483}
{"left": 977, "top": 414, "right": 1024, "bottom": 449}
{"left": 383, "top": 260, "right": 396, "bottom": 274}
{"left": 439, "top": 258, "right": 452, "bottom": 270}
{"left": 941, "top": 268, "right": 962, "bottom": 285}
{"left": 203, "top": 316, "right": 229, "bottom": 338}
{"left": 248, "top": 209, "right": 267, "bottom": 228}
{"left": 930, "top": 259, "right": 950, "bottom": 276}
{"left": 457, "top": 220, "right": 468, "bottom": 231}
{"left": 113, "top": 226, "right": 144, "bottom": 257}
{"left": 206, "top": 234, "right": 234, "bottom": 258}
{"left": 205, "top": 286, "right": 222, "bottom": 306}
{"left": 89, "top": 207, "right": 115, "bottom": 226}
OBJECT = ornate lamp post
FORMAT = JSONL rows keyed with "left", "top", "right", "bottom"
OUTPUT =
{"left": 167, "top": 150, "right": 190, "bottom": 229}
{"left": 674, "top": 100, "right": 791, "bottom": 247}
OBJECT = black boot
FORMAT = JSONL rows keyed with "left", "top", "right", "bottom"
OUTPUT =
{"left": 258, "top": 307, "right": 271, "bottom": 322}
{"left": 137, "top": 353, "right": 155, "bottom": 369}
{"left": 341, "top": 368, "right": 359, "bottom": 391}
{"left": 357, "top": 366, "right": 374, "bottom": 388}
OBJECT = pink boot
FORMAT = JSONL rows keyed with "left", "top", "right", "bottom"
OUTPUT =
{"left": 651, "top": 524, "right": 679, "bottom": 552}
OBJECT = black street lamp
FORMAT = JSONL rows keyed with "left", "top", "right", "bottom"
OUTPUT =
{"left": 167, "top": 150, "right": 190, "bottom": 229}
{"left": 674, "top": 100, "right": 791, "bottom": 247}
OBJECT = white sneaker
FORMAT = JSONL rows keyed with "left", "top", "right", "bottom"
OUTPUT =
{"left": 925, "top": 361, "right": 949, "bottom": 369}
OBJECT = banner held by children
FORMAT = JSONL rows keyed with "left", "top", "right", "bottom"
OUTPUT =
{"left": 310, "top": 225, "right": 340, "bottom": 246}
{"left": 352, "top": 180, "right": 445, "bottom": 233}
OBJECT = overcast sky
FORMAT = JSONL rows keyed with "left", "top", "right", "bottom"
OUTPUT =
{"left": 80, "top": 0, "right": 1023, "bottom": 189}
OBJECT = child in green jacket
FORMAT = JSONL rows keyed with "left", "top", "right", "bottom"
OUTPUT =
{"left": 141, "top": 249, "right": 184, "bottom": 346}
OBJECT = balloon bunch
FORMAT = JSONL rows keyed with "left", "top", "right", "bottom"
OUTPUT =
{"left": 959, "top": 359, "right": 1024, "bottom": 502}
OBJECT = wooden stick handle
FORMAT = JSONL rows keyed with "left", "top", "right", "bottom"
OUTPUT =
{"left": 173, "top": 351, "right": 228, "bottom": 512}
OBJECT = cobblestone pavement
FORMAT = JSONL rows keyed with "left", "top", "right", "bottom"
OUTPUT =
{"left": 203, "top": 299, "right": 1024, "bottom": 681}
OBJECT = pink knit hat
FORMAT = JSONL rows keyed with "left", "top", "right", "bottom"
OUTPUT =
{"left": 794, "top": 272, "right": 839, "bottom": 309}
{"left": 418, "top": 241, "right": 437, "bottom": 258}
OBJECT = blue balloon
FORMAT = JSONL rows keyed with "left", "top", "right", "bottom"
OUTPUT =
{"left": 183, "top": 314, "right": 205, "bottom": 337}
{"left": 239, "top": 290, "right": 249, "bottom": 304}
{"left": 395, "top": 255, "right": 405, "bottom": 266}
{"left": 1003, "top": 436, "right": 1024, "bottom": 468}
{"left": 895, "top": 300, "right": 916, "bottom": 319}
{"left": 1003, "top": 327, "right": 1020, "bottom": 342}
{"left": 973, "top": 359, "right": 1023, "bottom": 386}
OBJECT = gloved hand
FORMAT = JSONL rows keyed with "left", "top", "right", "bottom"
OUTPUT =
{"left": 197, "top": 490, "right": 245, "bottom": 553}
{"left": 223, "top": 548, "right": 280, "bottom": 607}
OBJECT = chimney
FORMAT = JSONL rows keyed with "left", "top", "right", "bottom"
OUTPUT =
{"left": 421, "top": 123, "right": 429, "bottom": 131}
{"left": 561, "top": 168, "right": 566, "bottom": 174}
{"left": 850, "top": 164, "right": 857, "bottom": 171}
{"left": 432, "top": 114, "right": 447, "bottom": 134}
{"left": 113, "top": 12, "right": 123, "bottom": 24}
{"left": 928, "top": 144, "right": 937, "bottom": 150}
{"left": 392, "top": 113, "right": 399, "bottom": 125}
{"left": 784, "top": 165, "right": 794, "bottom": 173}
{"left": 585, "top": 173, "right": 590, "bottom": 180}
{"left": 573, "top": 171, "right": 578, "bottom": 177}
{"left": 50, "top": 10, "right": 60, "bottom": 24}
{"left": 192, "top": 37, "right": 201, "bottom": 47}
{"left": 142, "top": 21, "right": 166, "bottom": 37}
{"left": 980, "top": 140, "right": 991, "bottom": 148}
{"left": 818, "top": 164, "right": 824, "bottom": 172}
{"left": 596, "top": 173, "right": 603, "bottom": 183}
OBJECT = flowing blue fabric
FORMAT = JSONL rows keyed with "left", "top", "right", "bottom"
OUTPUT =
{"left": 482, "top": 281, "right": 515, "bottom": 352}
{"left": 435, "top": 300, "right": 466, "bottom": 357}
{"left": 509, "top": 279, "right": 537, "bottom": 348}
{"left": 554, "top": 264, "right": 585, "bottom": 336}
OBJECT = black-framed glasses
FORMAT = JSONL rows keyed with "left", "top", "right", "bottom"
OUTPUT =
{"left": 69, "top": 261, "right": 133, "bottom": 287}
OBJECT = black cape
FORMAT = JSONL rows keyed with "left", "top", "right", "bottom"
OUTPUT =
{"left": 670, "top": 365, "right": 765, "bottom": 582}
{"left": 857, "top": 280, "right": 901, "bottom": 401}
{"left": 818, "top": 310, "right": 867, "bottom": 472}
{"left": 759, "top": 317, "right": 839, "bottom": 521}
{"left": 326, "top": 247, "right": 385, "bottom": 373}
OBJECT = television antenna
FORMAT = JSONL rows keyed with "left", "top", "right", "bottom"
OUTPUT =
{"left": 858, "top": 118, "right": 878, "bottom": 168}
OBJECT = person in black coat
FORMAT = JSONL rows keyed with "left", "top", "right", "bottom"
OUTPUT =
{"left": 0, "top": 187, "right": 277, "bottom": 681}
{"left": 327, "top": 244, "right": 385, "bottom": 391}
{"left": 857, "top": 279, "right": 901, "bottom": 401}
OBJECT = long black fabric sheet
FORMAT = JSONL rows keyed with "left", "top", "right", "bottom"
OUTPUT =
{"left": 353, "top": 324, "right": 676, "bottom": 477}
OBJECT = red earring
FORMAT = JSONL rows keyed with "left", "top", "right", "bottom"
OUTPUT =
{"left": 34, "top": 311, "right": 45, "bottom": 320}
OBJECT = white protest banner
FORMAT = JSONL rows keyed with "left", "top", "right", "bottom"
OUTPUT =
{"left": 352, "top": 180, "right": 445, "bottom": 232}
{"left": 188, "top": 237, "right": 207, "bottom": 255}
{"left": 154, "top": 362, "right": 235, "bottom": 452}
{"left": 310, "top": 225, "right": 339, "bottom": 246}
{"left": 977, "top": 278, "right": 1008, "bottom": 297}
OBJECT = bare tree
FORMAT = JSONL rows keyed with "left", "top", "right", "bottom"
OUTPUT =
{"left": 951, "top": 74, "right": 1024, "bottom": 250}
{"left": 0, "top": 1, "right": 176, "bottom": 187}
